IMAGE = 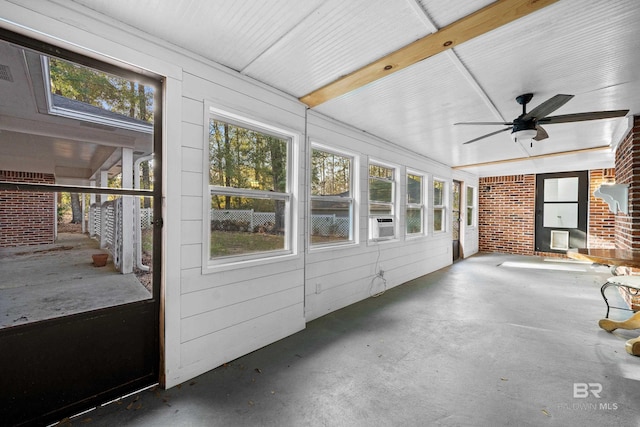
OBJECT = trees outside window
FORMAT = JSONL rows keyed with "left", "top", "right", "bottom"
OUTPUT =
{"left": 466, "top": 186, "right": 476, "bottom": 227}
{"left": 368, "top": 163, "right": 395, "bottom": 217}
{"left": 207, "top": 116, "right": 291, "bottom": 260}
{"left": 406, "top": 173, "right": 424, "bottom": 235}
{"left": 433, "top": 179, "right": 446, "bottom": 232}
{"left": 310, "top": 147, "right": 354, "bottom": 246}
{"left": 368, "top": 163, "right": 396, "bottom": 240}
{"left": 49, "top": 58, "right": 153, "bottom": 123}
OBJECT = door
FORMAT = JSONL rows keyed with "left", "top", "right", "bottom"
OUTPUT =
{"left": 535, "top": 171, "right": 588, "bottom": 253}
{"left": 452, "top": 180, "right": 462, "bottom": 261}
{"left": 0, "top": 29, "right": 162, "bottom": 426}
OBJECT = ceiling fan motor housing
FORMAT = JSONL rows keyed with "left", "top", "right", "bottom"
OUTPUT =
{"left": 511, "top": 116, "right": 537, "bottom": 141}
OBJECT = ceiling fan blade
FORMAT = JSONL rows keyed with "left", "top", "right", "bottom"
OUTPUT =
{"left": 462, "top": 127, "right": 512, "bottom": 144}
{"left": 539, "top": 109, "right": 629, "bottom": 124}
{"left": 523, "top": 94, "right": 574, "bottom": 120}
{"left": 455, "top": 121, "right": 512, "bottom": 126}
{"left": 534, "top": 125, "right": 549, "bottom": 141}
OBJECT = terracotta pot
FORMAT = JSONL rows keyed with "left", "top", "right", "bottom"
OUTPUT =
{"left": 92, "top": 253, "right": 109, "bottom": 267}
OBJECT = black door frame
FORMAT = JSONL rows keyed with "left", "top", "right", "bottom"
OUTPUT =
{"left": 0, "top": 28, "right": 163, "bottom": 426}
{"left": 535, "top": 171, "right": 588, "bottom": 253}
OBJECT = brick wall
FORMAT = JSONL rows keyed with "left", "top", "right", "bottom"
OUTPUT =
{"left": 0, "top": 170, "right": 55, "bottom": 247}
{"left": 479, "top": 174, "right": 536, "bottom": 255}
{"left": 588, "top": 168, "right": 617, "bottom": 249}
{"left": 614, "top": 116, "right": 640, "bottom": 251}
{"left": 479, "top": 170, "right": 617, "bottom": 255}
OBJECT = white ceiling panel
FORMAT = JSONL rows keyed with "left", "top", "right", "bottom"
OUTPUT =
{"left": 243, "top": 0, "right": 431, "bottom": 97}
{"left": 418, "top": 0, "right": 495, "bottom": 29}
{"left": 453, "top": 0, "right": 640, "bottom": 122}
{"left": 71, "top": 0, "right": 323, "bottom": 72}
{"left": 314, "top": 51, "right": 527, "bottom": 167}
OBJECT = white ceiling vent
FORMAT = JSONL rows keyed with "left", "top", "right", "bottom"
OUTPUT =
{"left": 0, "top": 64, "right": 13, "bottom": 82}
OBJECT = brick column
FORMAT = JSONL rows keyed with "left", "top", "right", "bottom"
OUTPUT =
{"left": 588, "top": 168, "right": 616, "bottom": 249}
{"left": 614, "top": 116, "right": 640, "bottom": 251}
{"left": 0, "top": 170, "right": 55, "bottom": 247}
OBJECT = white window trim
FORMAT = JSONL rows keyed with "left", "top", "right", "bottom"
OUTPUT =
{"left": 309, "top": 143, "right": 358, "bottom": 250}
{"left": 433, "top": 177, "right": 447, "bottom": 233}
{"left": 406, "top": 170, "right": 426, "bottom": 238}
{"left": 368, "top": 159, "right": 399, "bottom": 242}
{"left": 202, "top": 102, "right": 299, "bottom": 272}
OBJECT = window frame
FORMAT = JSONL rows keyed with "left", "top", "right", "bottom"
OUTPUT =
{"left": 203, "top": 104, "right": 298, "bottom": 270}
{"left": 406, "top": 170, "right": 426, "bottom": 237}
{"left": 368, "top": 160, "right": 398, "bottom": 241}
{"left": 309, "top": 143, "right": 356, "bottom": 249}
{"left": 466, "top": 185, "right": 476, "bottom": 228}
{"left": 433, "top": 178, "right": 447, "bottom": 233}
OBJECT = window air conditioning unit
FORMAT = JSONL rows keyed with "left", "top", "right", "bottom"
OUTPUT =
{"left": 370, "top": 216, "right": 395, "bottom": 240}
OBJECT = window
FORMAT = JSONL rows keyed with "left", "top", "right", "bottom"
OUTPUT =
{"left": 433, "top": 179, "right": 446, "bottom": 232}
{"left": 310, "top": 147, "right": 354, "bottom": 246}
{"left": 46, "top": 57, "right": 154, "bottom": 133}
{"left": 406, "top": 172, "right": 424, "bottom": 235}
{"left": 369, "top": 163, "right": 396, "bottom": 239}
{"left": 369, "top": 163, "right": 395, "bottom": 215}
{"left": 466, "top": 185, "right": 476, "bottom": 227}
{"left": 207, "top": 114, "right": 292, "bottom": 261}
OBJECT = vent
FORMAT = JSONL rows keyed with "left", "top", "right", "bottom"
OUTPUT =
{"left": 0, "top": 64, "right": 13, "bottom": 82}
{"left": 79, "top": 121, "right": 116, "bottom": 131}
{"left": 550, "top": 230, "right": 570, "bottom": 251}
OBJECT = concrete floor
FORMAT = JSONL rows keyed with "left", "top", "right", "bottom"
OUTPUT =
{"left": 0, "top": 233, "right": 150, "bottom": 328}
{"left": 70, "top": 253, "right": 640, "bottom": 426}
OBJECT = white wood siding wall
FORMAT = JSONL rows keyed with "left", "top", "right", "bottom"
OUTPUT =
{"left": 305, "top": 113, "right": 461, "bottom": 320}
{"left": 178, "top": 72, "right": 307, "bottom": 381}
{"left": 1, "top": 1, "right": 478, "bottom": 389}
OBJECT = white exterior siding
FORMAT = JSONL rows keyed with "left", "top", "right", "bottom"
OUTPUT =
{"left": 178, "top": 71, "right": 307, "bottom": 383}
{"left": 305, "top": 113, "right": 458, "bottom": 321}
{"left": 1, "top": 0, "right": 478, "bottom": 389}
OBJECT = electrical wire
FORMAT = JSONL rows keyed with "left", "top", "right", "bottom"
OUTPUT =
{"left": 369, "top": 242, "right": 387, "bottom": 297}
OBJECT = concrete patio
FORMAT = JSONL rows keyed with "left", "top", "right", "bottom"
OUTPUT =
{"left": 0, "top": 232, "right": 150, "bottom": 329}
{"left": 76, "top": 253, "right": 640, "bottom": 427}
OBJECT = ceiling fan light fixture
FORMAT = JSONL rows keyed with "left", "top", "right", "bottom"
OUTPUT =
{"left": 511, "top": 128, "right": 537, "bottom": 142}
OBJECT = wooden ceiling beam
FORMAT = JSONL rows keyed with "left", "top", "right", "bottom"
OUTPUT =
{"left": 451, "top": 145, "right": 611, "bottom": 170}
{"left": 299, "top": 0, "right": 559, "bottom": 108}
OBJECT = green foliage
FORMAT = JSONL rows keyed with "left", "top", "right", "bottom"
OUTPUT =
{"left": 434, "top": 180, "right": 444, "bottom": 206}
{"left": 49, "top": 58, "right": 153, "bottom": 122}
{"left": 208, "top": 119, "right": 288, "bottom": 209}
{"left": 407, "top": 174, "right": 422, "bottom": 204}
{"left": 211, "top": 194, "right": 277, "bottom": 211}
{"left": 369, "top": 178, "right": 392, "bottom": 203}
{"left": 311, "top": 149, "right": 350, "bottom": 196}
{"left": 211, "top": 219, "right": 251, "bottom": 232}
{"left": 210, "top": 230, "right": 284, "bottom": 258}
{"left": 369, "top": 164, "right": 393, "bottom": 180}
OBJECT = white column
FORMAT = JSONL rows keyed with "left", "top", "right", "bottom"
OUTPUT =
{"left": 99, "top": 170, "right": 108, "bottom": 248}
{"left": 121, "top": 147, "right": 134, "bottom": 274}
{"left": 88, "top": 179, "right": 96, "bottom": 237}
{"left": 81, "top": 192, "right": 86, "bottom": 234}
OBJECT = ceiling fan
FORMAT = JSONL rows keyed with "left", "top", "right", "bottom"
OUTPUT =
{"left": 456, "top": 93, "right": 629, "bottom": 145}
